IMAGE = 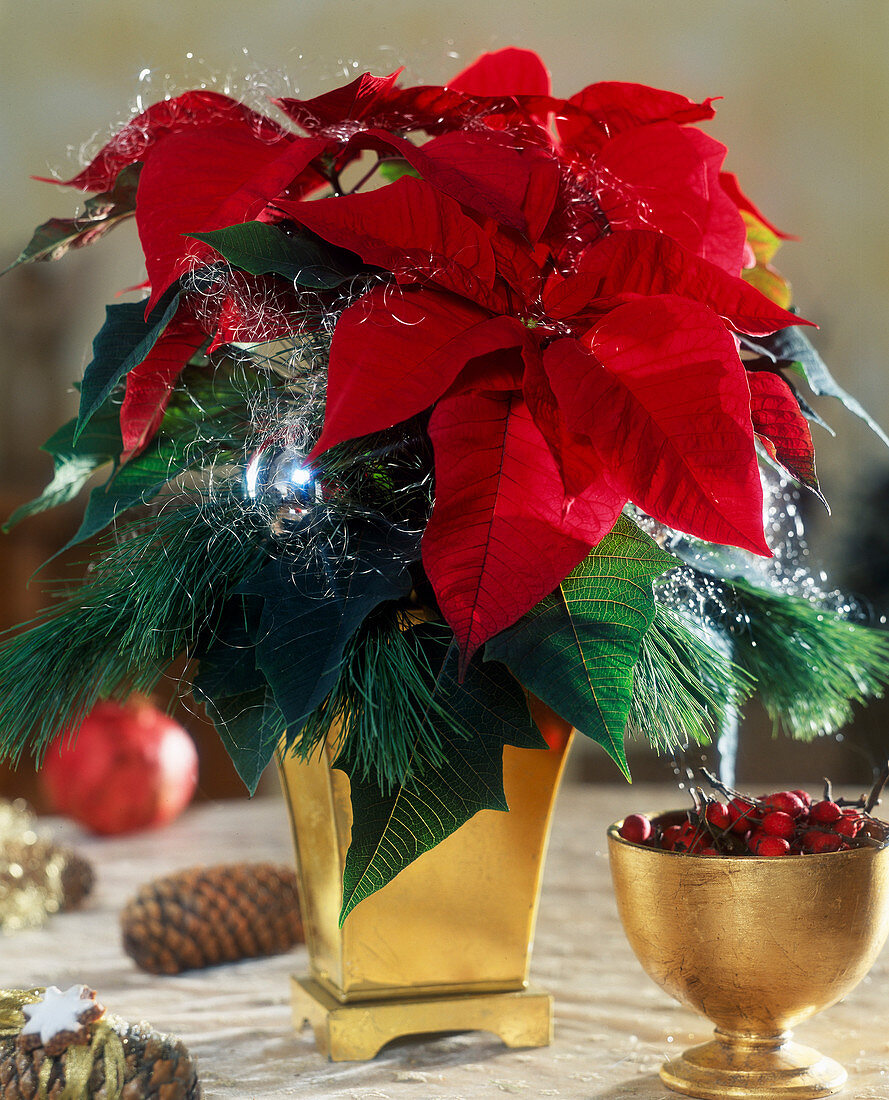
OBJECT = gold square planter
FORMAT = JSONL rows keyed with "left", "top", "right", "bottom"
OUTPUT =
{"left": 277, "top": 731, "right": 571, "bottom": 1061}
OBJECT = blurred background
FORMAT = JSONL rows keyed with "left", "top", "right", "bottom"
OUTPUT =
{"left": 0, "top": 0, "right": 887, "bottom": 804}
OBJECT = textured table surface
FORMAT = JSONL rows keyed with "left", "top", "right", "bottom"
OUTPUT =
{"left": 6, "top": 783, "right": 889, "bottom": 1099}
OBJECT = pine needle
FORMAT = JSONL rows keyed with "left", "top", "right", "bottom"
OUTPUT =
{"left": 721, "top": 578, "right": 889, "bottom": 739}
{"left": 0, "top": 495, "right": 268, "bottom": 765}
{"left": 297, "top": 615, "right": 463, "bottom": 791}
{"left": 630, "top": 603, "right": 753, "bottom": 752}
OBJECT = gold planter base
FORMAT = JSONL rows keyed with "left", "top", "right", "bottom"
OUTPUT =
{"left": 291, "top": 976, "right": 553, "bottom": 1062}
{"left": 660, "top": 1029, "right": 847, "bottom": 1099}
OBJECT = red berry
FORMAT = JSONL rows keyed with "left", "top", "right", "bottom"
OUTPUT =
{"left": 792, "top": 789, "right": 812, "bottom": 808}
{"left": 762, "top": 791, "right": 806, "bottom": 818}
{"left": 727, "top": 797, "right": 761, "bottom": 834}
{"left": 661, "top": 824, "right": 683, "bottom": 850}
{"left": 749, "top": 832, "right": 791, "bottom": 856}
{"left": 805, "top": 831, "right": 844, "bottom": 853}
{"left": 810, "top": 800, "right": 843, "bottom": 825}
{"left": 704, "top": 801, "right": 732, "bottom": 830}
{"left": 619, "top": 813, "right": 653, "bottom": 844}
{"left": 698, "top": 846, "right": 718, "bottom": 856}
{"left": 760, "top": 811, "right": 795, "bottom": 839}
{"left": 673, "top": 821, "right": 706, "bottom": 852}
{"left": 835, "top": 816, "right": 861, "bottom": 838}
{"left": 800, "top": 829, "right": 821, "bottom": 852}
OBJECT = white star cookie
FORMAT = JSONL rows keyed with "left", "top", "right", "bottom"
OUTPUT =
{"left": 18, "top": 984, "right": 105, "bottom": 1056}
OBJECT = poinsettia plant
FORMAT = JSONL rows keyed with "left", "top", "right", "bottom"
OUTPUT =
{"left": 2, "top": 47, "right": 888, "bottom": 918}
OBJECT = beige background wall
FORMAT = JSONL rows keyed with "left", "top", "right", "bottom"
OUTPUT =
{"left": 0, "top": 1, "right": 887, "bottom": 786}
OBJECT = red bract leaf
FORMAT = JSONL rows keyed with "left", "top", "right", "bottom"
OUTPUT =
{"left": 544, "top": 296, "right": 770, "bottom": 555}
{"left": 486, "top": 228, "right": 545, "bottom": 304}
{"left": 422, "top": 391, "right": 622, "bottom": 664}
{"left": 274, "top": 70, "right": 403, "bottom": 135}
{"left": 747, "top": 370, "right": 820, "bottom": 495}
{"left": 136, "top": 125, "right": 330, "bottom": 313}
{"left": 448, "top": 47, "right": 551, "bottom": 96}
{"left": 593, "top": 122, "right": 747, "bottom": 275}
{"left": 278, "top": 176, "right": 497, "bottom": 306}
{"left": 120, "top": 315, "right": 206, "bottom": 459}
{"left": 557, "top": 82, "right": 716, "bottom": 152}
{"left": 349, "top": 128, "right": 532, "bottom": 233}
{"left": 44, "top": 92, "right": 283, "bottom": 193}
{"left": 522, "top": 354, "right": 603, "bottom": 496}
{"left": 720, "top": 172, "right": 796, "bottom": 241}
{"left": 279, "top": 77, "right": 553, "bottom": 145}
{"left": 423, "top": 131, "right": 559, "bottom": 240}
{"left": 309, "top": 285, "right": 521, "bottom": 458}
{"left": 546, "top": 229, "right": 811, "bottom": 336}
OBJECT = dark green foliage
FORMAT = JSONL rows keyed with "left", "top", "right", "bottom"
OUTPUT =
{"left": 192, "top": 593, "right": 288, "bottom": 794}
{"left": 485, "top": 515, "right": 678, "bottom": 777}
{"left": 300, "top": 615, "right": 464, "bottom": 789}
{"left": 202, "top": 685, "right": 288, "bottom": 795}
{"left": 240, "top": 520, "right": 416, "bottom": 741}
{"left": 75, "top": 286, "right": 181, "bottom": 441}
{"left": 189, "top": 222, "right": 364, "bottom": 288}
{"left": 62, "top": 361, "right": 265, "bottom": 550}
{"left": 336, "top": 629, "right": 545, "bottom": 922}
{"left": 0, "top": 496, "right": 268, "bottom": 766}
{"left": 630, "top": 603, "right": 753, "bottom": 751}
{"left": 718, "top": 577, "right": 889, "bottom": 738}
{"left": 742, "top": 327, "right": 889, "bottom": 448}
{"left": 3, "top": 165, "right": 140, "bottom": 273}
{"left": 3, "top": 399, "right": 123, "bottom": 531}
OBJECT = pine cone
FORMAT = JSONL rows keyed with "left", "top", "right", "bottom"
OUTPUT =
{"left": 0, "top": 1017, "right": 200, "bottom": 1099}
{"left": 121, "top": 862, "right": 304, "bottom": 975}
{"left": 58, "top": 849, "right": 95, "bottom": 910}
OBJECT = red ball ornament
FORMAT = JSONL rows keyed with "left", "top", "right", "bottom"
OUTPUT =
{"left": 40, "top": 697, "right": 199, "bottom": 835}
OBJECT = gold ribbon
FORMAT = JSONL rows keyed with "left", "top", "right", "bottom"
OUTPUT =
{"left": 0, "top": 989, "right": 128, "bottom": 1099}
{"left": 0, "top": 987, "right": 43, "bottom": 1035}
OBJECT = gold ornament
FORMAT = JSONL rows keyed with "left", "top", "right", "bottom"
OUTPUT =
{"left": 0, "top": 799, "right": 93, "bottom": 935}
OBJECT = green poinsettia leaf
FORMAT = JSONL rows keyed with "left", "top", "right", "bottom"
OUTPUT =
{"left": 3, "top": 165, "right": 140, "bottom": 274}
{"left": 192, "top": 591, "right": 288, "bottom": 794}
{"left": 3, "top": 401, "right": 123, "bottom": 531}
{"left": 377, "top": 160, "right": 422, "bottom": 184}
{"left": 75, "top": 285, "right": 181, "bottom": 442}
{"left": 189, "top": 222, "right": 364, "bottom": 289}
{"left": 744, "top": 327, "right": 889, "bottom": 449}
{"left": 202, "top": 684, "right": 287, "bottom": 794}
{"left": 241, "top": 521, "right": 415, "bottom": 736}
{"left": 484, "top": 514, "right": 679, "bottom": 778}
{"left": 193, "top": 594, "right": 266, "bottom": 702}
{"left": 63, "top": 439, "right": 187, "bottom": 550}
{"left": 337, "top": 642, "right": 544, "bottom": 922}
{"left": 61, "top": 368, "right": 250, "bottom": 551}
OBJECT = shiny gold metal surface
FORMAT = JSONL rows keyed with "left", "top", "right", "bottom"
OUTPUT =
{"left": 278, "top": 732, "right": 572, "bottom": 1059}
{"left": 608, "top": 814, "right": 889, "bottom": 1098}
{"left": 291, "top": 976, "right": 553, "bottom": 1062}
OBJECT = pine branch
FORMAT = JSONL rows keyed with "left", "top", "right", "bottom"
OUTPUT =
{"left": 298, "top": 614, "right": 464, "bottom": 791}
{"left": 721, "top": 577, "right": 889, "bottom": 739}
{"left": 0, "top": 495, "right": 269, "bottom": 765}
{"left": 629, "top": 603, "right": 753, "bottom": 752}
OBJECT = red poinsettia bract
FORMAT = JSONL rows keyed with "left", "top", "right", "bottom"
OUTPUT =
{"left": 46, "top": 48, "right": 817, "bottom": 662}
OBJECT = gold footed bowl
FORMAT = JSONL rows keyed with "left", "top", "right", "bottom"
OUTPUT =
{"left": 608, "top": 812, "right": 889, "bottom": 1099}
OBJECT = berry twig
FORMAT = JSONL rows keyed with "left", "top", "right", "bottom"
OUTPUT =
{"left": 865, "top": 760, "right": 889, "bottom": 814}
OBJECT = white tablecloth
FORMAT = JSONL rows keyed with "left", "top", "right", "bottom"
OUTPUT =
{"left": 6, "top": 784, "right": 889, "bottom": 1099}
